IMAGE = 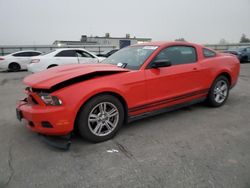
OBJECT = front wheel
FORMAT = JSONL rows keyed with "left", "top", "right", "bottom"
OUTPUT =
{"left": 207, "top": 76, "right": 229, "bottom": 107}
{"left": 77, "top": 94, "right": 124, "bottom": 142}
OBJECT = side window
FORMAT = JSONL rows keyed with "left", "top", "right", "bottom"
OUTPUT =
{"left": 76, "top": 50, "right": 94, "bottom": 58}
{"left": 203, "top": 48, "right": 216, "bottom": 58}
{"left": 55, "top": 50, "right": 76, "bottom": 57}
{"left": 13, "top": 52, "right": 31, "bottom": 57}
{"left": 246, "top": 48, "right": 250, "bottom": 53}
{"left": 154, "top": 46, "right": 197, "bottom": 65}
{"left": 29, "top": 52, "right": 41, "bottom": 56}
{"left": 241, "top": 48, "right": 247, "bottom": 52}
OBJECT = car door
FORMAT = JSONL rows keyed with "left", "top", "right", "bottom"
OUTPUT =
{"left": 144, "top": 45, "right": 205, "bottom": 111}
{"left": 12, "top": 52, "right": 31, "bottom": 65}
{"left": 76, "top": 50, "right": 98, "bottom": 64}
{"left": 54, "top": 50, "right": 78, "bottom": 65}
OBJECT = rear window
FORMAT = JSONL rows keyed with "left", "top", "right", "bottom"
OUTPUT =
{"left": 55, "top": 50, "right": 76, "bottom": 57}
{"left": 203, "top": 48, "right": 216, "bottom": 58}
{"left": 13, "top": 51, "right": 41, "bottom": 57}
{"left": 29, "top": 52, "right": 41, "bottom": 56}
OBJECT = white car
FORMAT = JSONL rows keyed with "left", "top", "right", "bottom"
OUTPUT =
{"left": 0, "top": 51, "right": 42, "bottom": 71}
{"left": 27, "top": 48, "right": 105, "bottom": 73}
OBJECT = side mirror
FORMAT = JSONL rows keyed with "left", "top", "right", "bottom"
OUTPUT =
{"left": 151, "top": 59, "right": 171, "bottom": 68}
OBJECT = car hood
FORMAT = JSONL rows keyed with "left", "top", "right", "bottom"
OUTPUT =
{"left": 23, "top": 63, "right": 130, "bottom": 89}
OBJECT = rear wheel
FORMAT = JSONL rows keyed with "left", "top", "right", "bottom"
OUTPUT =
{"left": 8, "top": 62, "right": 21, "bottom": 72}
{"left": 77, "top": 94, "right": 124, "bottom": 142}
{"left": 240, "top": 56, "right": 248, "bottom": 63}
{"left": 207, "top": 76, "right": 229, "bottom": 107}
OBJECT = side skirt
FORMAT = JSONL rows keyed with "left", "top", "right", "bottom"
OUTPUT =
{"left": 128, "top": 97, "right": 206, "bottom": 123}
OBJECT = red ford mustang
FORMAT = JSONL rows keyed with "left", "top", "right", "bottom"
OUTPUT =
{"left": 16, "top": 42, "right": 240, "bottom": 142}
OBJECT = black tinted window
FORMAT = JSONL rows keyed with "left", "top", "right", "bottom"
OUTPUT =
{"left": 203, "top": 48, "right": 216, "bottom": 58}
{"left": 55, "top": 50, "right": 76, "bottom": 57}
{"left": 154, "top": 46, "right": 197, "bottom": 65}
{"left": 29, "top": 52, "right": 41, "bottom": 56}
{"left": 13, "top": 52, "right": 32, "bottom": 57}
{"left": 76, "top": 50, "right": 94, "bottom": 58}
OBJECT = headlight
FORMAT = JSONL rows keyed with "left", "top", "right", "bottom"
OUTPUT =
{"left": 39, "top": 93, "right": 62, "bottom": 106}
{"left": 30, "top": 59, "right": 40, "bottom": 64}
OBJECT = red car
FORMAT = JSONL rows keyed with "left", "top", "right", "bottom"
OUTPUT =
{"left": 16, "top": 42, "right": 240, "bottom": 142}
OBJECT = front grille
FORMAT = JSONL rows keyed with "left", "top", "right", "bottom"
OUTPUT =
{"left": 41, "top": 121, "right": 53, "bottom": 128}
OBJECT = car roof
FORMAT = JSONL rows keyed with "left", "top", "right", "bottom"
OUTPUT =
{"left": 132, "top": 41, "right": 203, "bottom": 48}
{"left": 54, "top": 48, "right": 88, "bottom": 51}
{"left": 40, "top": 48, "right": 97, "bottom": 58}
{"left": 12, "top": 50, "right": 42, "bottom": 54}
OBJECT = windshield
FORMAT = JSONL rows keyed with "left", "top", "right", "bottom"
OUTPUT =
{"left": 102, "top": 46, "right": 158, "bottom": 70}
{"left": 238, "top": 47, "right": 247, "bottom": 52}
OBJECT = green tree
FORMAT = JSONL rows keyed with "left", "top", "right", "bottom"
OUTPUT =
{"left": 219, "top": 38, "right": 228, "bottom": 44}
{"left": 240, "top": 34, "right": 250, "bottom": 43}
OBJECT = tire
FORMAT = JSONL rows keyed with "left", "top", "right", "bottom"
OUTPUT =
{"left": 77, "top": 94, "right": 124, "bottom": 142}
{"left": 207, "top": 76, "right": 229, "bottom": 107}
{"left": 246, "top": 56, "right": 249, "bottom": 62}
{"left": 240, "top": 56, "right": 248, "bottom": 63}
{"left": 8, "top": 62, "right": 21, "bottom": 72}
{"left": 47, "top": 64, "right": 57, "bottom": 69}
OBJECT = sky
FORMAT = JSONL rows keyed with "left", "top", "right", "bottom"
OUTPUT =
{"left": 0, "top": 0, "right": 249, "bottom": 45}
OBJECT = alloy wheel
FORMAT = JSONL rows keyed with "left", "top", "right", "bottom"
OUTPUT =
{"left": 88, "top": 102, "right": 119, "bottom": 136}
{"left": 213, "top": 80, "right": 228, "bottom": 104}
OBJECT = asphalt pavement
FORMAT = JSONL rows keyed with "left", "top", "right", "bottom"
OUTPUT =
{"left": 0, "top": 65, "right": 250, "bottom": 188}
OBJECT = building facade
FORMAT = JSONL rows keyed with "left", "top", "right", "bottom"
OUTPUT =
{"left": 53, "top": 33, "right": 151, "bottom": 49}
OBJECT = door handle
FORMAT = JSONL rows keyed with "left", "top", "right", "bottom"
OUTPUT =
{"left": 193, "top": 67, "right": 198, "bottom": 71}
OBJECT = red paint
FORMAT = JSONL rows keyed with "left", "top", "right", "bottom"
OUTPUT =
{"left": 16, "top": 42, "right": 240, "bottom": 136}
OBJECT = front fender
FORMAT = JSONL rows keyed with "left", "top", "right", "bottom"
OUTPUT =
{"left": 53, "top": 80, "right": 128, "bottom": 124}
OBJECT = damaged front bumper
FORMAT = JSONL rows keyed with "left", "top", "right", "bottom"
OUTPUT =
{"left": 16, "top": 98, "right": 73, "bottom": 136}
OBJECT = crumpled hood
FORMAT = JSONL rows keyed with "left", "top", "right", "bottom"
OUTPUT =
{"left": 23, "top": 63, "right": 130, "bottom": 89}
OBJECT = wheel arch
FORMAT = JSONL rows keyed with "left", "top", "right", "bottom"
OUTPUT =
{"left": 207, "top": 71, "right": 233, "bottom": 93}
{"left": 74, "top": 91, "right": 129, "bottom": 130}
{"left": 215, "top": 72, "right": 232, "bottom": 86}
{"left": 8, "top": 62, "right": 19, "bottom": 66}
{"left": 47, "top": 64, "right": 58, "bottom": 69}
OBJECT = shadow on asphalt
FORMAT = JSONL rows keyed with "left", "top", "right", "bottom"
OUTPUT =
{"left": 45, "top": 103, "right": 210, "bottom": 152}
